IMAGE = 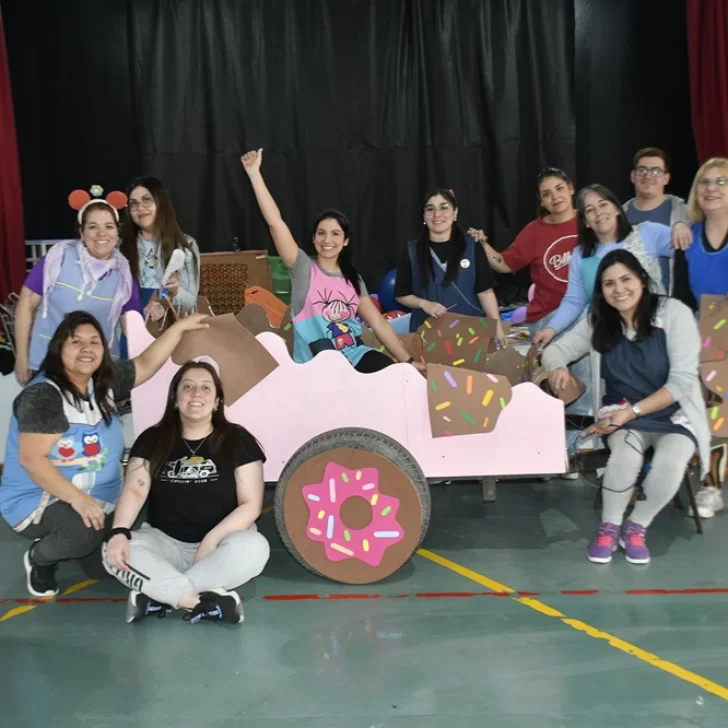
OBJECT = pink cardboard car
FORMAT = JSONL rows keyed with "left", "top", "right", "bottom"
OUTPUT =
{"left": 127, "top": 311, "right": 565, "bottom": 584}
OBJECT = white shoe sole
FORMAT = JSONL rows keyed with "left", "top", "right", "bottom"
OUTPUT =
{"left": 23, "top": 551, "right": 58, "bottom": 598}
{"left": 688, "top": 502, "right": 724, "bottom": 519}
{"left": 207, "top": 587, "right": 245, "bottom": 624}
{"left": 618, "top": 539, "right": 650, "bottom": 565}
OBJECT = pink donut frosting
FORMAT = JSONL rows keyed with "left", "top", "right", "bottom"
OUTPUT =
{"left": 301, "top": 462, "right": 405, "bottom": 567}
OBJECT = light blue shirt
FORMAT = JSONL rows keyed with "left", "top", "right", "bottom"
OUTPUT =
{"left": 548, "top": 222, "right": 673, "bottom": 334}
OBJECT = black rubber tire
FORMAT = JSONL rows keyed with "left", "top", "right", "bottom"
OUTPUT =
{"left": 274, "top": 427, "right": 431, "bottom": 582}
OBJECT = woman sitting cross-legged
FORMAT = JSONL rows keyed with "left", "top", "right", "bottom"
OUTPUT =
{"left": 103, "top": 361, "right": 270, "bottom": 625}
{"left": 543, "top": 250, "right": 710, "bottom": 564}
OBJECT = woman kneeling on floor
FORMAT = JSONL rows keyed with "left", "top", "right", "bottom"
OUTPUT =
{"left": 543, "top": 250, "right": 710, "bottom": 564}
{"left": 103, "top": 361, "right": 270, "bottom": 625}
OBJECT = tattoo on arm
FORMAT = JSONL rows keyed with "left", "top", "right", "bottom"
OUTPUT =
{"left": 494, "top": 255, "right": 503, "bottom": 264}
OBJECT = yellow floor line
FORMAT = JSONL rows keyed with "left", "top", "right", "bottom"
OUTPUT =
{"left": 416, "top": 548, "right": 728, "bottom": 702}
{"left": 0, "top": 605, "right": 38, "bottom": 622}
{"left": 62, "top": 579, "right": 98, "bottom": 596}
{"left": 262, "top": 505, "right": 274, "bottom": 514}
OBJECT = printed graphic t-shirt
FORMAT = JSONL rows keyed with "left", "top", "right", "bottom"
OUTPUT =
{"left": 130, "top": 427, "right": 265, "bottom": 543}
{"left": 500, "top": 217, "right": 578, "bottom": 322}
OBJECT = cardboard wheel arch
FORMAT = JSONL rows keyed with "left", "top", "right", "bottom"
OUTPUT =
{"left": 274, "top": 428, "right": 431, "bottom": 584}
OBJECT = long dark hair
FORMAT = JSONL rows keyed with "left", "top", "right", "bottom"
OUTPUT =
{"left": 120, "top": 175, "right": 198, "bottom": 286}
{"left": 535, "top": 167, "right": 574, "bottom": 218}
{"left": 39, "top": 311, "right": 116, "bottom": 426}
{"left": 590, "top": 249, "right": 660, "bottom": 354}
{"left": 576, "top": 184, "right": 633, "bottom": 258}
{"left": 417, "top": 188, "right": 466, "bottom": 285}
{"left": 145, "top": 361, "right": 262, "bottom": 479}
{"left": 310, "top": 209, "right": 361, "bottom": 295}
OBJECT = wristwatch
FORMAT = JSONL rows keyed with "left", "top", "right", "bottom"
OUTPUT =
{"left": 631, "top": 403, "right": 642, "bottom": 417}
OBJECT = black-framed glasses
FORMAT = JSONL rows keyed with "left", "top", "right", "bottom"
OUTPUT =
{"left": 634, "top": 166, "right": 666, "bottom": 176}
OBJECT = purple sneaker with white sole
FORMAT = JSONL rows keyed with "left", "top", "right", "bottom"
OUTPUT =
{"left": 620, "top": 520, "right": 650, "bottom": 564}
{"left": 587, "top": 522, "right": 620, "bottom": 563}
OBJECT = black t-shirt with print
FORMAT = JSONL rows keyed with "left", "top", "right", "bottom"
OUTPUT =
{"left": 130, "top": 426, "right": 265, "bottom": 543}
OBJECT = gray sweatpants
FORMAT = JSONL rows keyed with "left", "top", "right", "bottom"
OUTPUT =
{"left": 602, "top": 429, "right": 696, "bottom": 527}
{"left": 103, "top": 522, "right": 270, "bottom": 609}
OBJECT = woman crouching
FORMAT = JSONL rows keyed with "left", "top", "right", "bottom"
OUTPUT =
{"left": 104, "top": 361, "right": 270, "bottom": 624}
{"left": 543, "top": 250, "right": 710, "bottom": 564}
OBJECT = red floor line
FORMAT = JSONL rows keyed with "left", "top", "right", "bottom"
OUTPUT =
{"left": 4, "top": 589, "right": 728, "bottom": 606}
{"left": 561, "top": 590, "right": 600, "bottom": 595}
{"left": 626, "top": 588, "right": 728, "bottom": 595}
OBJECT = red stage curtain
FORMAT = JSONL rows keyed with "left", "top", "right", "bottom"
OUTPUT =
{"left": 0, "top": 9, "right": 26, "bottom": 300}
{"left": 687, "top": 0, "right": 728, "bottom": 161}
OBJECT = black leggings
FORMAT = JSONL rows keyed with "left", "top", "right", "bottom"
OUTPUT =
{"left": 20, "top": 502, "right": 113, "bottom": 578}
{"left": 354, "top": 350, "right": 396, "bottom": 373}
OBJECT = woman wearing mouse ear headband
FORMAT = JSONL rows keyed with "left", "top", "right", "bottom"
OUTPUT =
{"left": 13, "top": 187, "right": 142, "bottom": 385}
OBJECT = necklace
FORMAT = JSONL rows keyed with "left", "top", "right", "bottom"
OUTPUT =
{"left": 182, "top": 434, "right": 209, "bottom": 457}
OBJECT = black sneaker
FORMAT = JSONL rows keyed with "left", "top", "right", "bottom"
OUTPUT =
{"left": 183, "top": 588, "right": 244, "bottom": 624}
{"left": 24, "top": 541, "right": 59, "bottom": 598}
{"left": 126, "top": 590, "right": 172, "bottom": 623}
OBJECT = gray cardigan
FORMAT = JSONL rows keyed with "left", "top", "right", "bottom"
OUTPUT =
{"left": 542, "top": 297, "right": 710, "bottom": 476}
{"left": 622, "top": 194, "right": 690, "bottom": 228}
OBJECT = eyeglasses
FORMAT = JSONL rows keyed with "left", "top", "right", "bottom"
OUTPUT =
{"left": 697, "top": 176, "right": 728, "bottom": 189}
{"left": 424, "top": 203, "right": 452, "bottom": 215}
{"left": 634, "top": 166, "right": 666, "bottom": 176}
{"left": 129, "top": 195, "right": 155, "bottom": 211}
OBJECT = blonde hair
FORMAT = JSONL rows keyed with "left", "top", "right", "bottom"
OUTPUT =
{"left": 687, "top": 157, "right": 728, "bottom": 222}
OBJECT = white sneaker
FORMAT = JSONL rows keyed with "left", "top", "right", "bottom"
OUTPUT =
{"left": 689, "top": 486, "right": 724, "bottom": 518}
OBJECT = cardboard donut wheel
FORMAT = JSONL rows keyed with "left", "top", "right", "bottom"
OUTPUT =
{"left": 274, "top": 428, "right": 431, "bottom": 584}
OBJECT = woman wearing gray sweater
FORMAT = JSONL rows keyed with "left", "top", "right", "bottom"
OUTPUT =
{"left": 543, "top": 250, "right": 709, "bottom": 565}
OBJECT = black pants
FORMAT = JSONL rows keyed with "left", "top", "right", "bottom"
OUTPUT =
{"left": 19, "top": 502, "right": 113, "bottom": 578}
{"left": 354, "top": 350, "right": 395, "bottom": 373}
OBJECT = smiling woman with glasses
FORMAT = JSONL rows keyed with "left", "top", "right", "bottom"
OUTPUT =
{"left": 671, "top": 157, "right": 728, "bottom": 519}
{"left": 120, "top": 176, "right": 200, "bottom": 320}
{"left": 673, "top": 157, "right": 728, "bottom": 313}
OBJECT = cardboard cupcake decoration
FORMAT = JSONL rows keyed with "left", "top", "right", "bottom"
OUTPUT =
{"left": 426, "top": 363, "right": 512, "bottom": 438}
{"left": 416, "top": 313, "right": 498, "bottom": 369}
{"left": 699, "top": 295, "right": 728, "bottom": 437}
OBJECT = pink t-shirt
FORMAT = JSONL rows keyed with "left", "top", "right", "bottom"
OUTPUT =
{"left": 501, "top": 217, "right": 577, "bottom": 322}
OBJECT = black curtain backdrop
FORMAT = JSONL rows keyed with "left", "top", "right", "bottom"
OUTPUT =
{"left": 7, "top": 0, "right": 574, "bottom": 299}
{"left": 575, "top": 0, "right": 697, "bottom": 202}
{"left": 5, "top": 0, "right": 697, "bottom": 299}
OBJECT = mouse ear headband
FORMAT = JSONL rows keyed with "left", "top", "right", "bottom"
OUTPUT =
{"left": 68, "top": 184, "right": 128, "bottom": 224}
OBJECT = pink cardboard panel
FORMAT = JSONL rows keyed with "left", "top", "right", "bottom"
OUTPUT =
{"left": 127, "top": 312, "right": 566, "bottom": 481}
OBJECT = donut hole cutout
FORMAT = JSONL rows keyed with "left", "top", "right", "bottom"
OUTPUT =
{"left": 339, "top": 495, "right": 373, "bottom": 531}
